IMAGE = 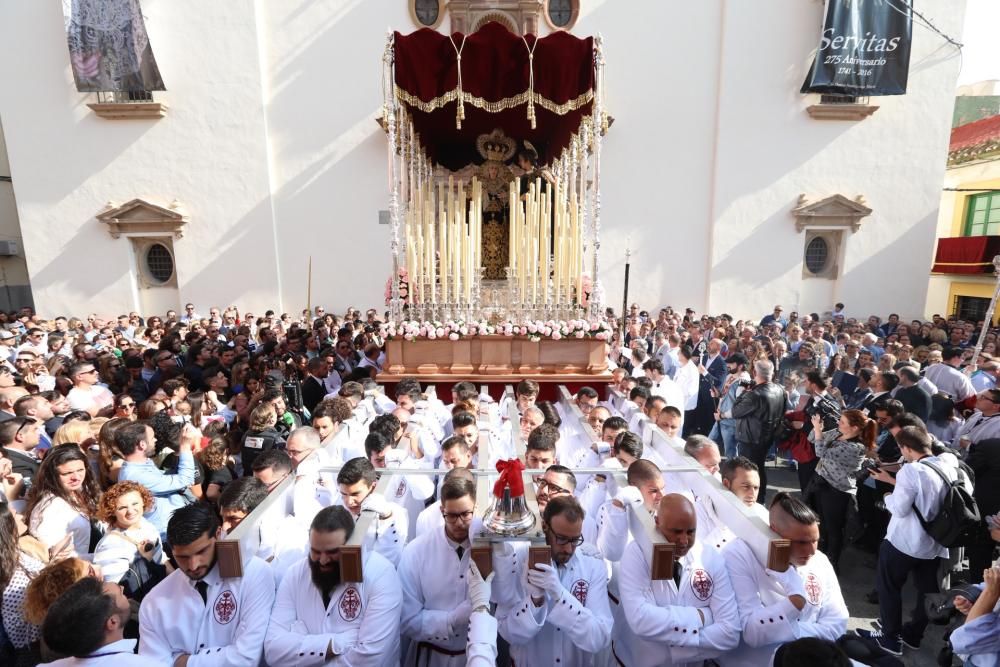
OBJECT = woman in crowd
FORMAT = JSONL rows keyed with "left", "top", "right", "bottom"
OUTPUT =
{"left": 22, "top": 557, "right": 99, "bottom": 627}
{"left": 95, "top": 417, "right": 129, "bottom": 490}
{"left": 113, "top": 393, "right": 138, "bottom": 421}
{"left": 91, "top": 481, "right": 166, "bottom": 595}
{"left": 807, "top": 408, "right": 876, "bottom": 573}
{"left": 0, "top": 495, "right": 45, "bottom": 666}
{"left": 199, "top": 433, "right": 236, "bottom": 502}
{"left": 25, "top": 444, "right": 101, "bottom": 559}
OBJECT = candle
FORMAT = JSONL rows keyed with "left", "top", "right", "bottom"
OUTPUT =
{"left": 439, "top": 181, "right": 448, "bottom": 303}
{"left": 427, "top": 195, "right": 436, "bottom": 304}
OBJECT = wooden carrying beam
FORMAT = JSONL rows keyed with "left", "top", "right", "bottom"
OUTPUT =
{"left": 556, "top": 385, "right": 601, "bottom": 444}
{"left": 217, "top": 473, "right": 296, "bottom": 578}
{"left": 647, "top": 426, "right": 790, "bottom": 571}
{"left": 612, "top": 471, "right": 675, "bottom": 580}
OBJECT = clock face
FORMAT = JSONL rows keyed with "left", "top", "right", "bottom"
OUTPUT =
{"left": 548, "top": 0, "right": 573, "bottom": 27}
{"left": 414, "top": 0, "right": 439, "bottom": 26}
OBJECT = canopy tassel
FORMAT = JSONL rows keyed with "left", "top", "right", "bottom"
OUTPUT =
{"left": 449, "top": 34, "right": 467, "bottom": 129}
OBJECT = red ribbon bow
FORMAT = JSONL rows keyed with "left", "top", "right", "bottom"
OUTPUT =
{"left": 493, "top": 458, "right": 526, "bottom": 499}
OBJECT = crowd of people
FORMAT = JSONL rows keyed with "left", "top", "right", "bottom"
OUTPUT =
{"left": 0, "top": 300, "right": 996, "bottom": 666}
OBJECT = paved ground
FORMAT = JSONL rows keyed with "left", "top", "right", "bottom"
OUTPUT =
{"left": 765, "top": 462, "right": 953, "bottom": 667}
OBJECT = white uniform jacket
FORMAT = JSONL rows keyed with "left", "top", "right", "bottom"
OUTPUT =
{"left": 719, "top": 539, "right": 848, "bottom": 667}
{"left": 398, "top": 523, "right": 482, "bottom": 666}
{"left": 497, "top": 548, "right": 613, "bottom": 667}
{"left": 43, "top": 638, "right": 159, "bottom": 666}
{"left": 138, "top": 557, "right": 275, "bottom": 666}
{"left": 614, "top": 539, "right": 740, "bottom": 667}
{"left": 264, "top": 552, "right": 402, "bottom": 667}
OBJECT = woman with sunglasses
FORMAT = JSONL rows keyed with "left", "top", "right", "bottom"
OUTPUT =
{"left": 26, "top": 444, "right": 102, "bottom": 559}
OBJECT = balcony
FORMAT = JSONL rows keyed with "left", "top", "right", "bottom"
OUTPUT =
{"left": 931, "top": 236, "right": 1000, "bottom": 275}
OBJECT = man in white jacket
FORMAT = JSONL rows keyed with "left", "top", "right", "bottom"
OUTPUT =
{"left": 495, "top": 495, "right": 613, "bottom": 666}
{"left": 613, "top": 493, "right": 741, "bottom": 667}
{"left": 398, "top": 477, "right": 482, "bottom": 666}
{"left": 264, "top": 505, "right": 402, "bottom": 666}
{"left": 139, "top": 503, "right": 276, "bottom": 666}
{"left": 720, "top": 492, "right": 847, "bottom": 667}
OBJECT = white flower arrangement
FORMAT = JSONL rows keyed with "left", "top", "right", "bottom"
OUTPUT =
{"left": 383, "top": 318, "right": 611, "bottom": 343}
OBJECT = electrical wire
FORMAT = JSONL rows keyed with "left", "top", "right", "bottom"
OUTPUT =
{"left": 886, "top": 0, "right": 964, "bottom": 50}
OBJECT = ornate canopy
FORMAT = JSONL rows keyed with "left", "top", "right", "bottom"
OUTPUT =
{"left": 392, "top": 22, "right": 595, "bottom": 170}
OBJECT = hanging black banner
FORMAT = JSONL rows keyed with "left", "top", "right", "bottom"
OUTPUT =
{"left": 801, "top": 0, "right": 913, "bottom": 96}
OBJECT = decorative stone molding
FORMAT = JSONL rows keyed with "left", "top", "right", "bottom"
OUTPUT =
{"left": 445, "top": 0, "right": 548, "bottom": 35}
{"left": 96, "top": 199, "right": 188, "bottom": 239}
{"left": 791, "top": 193, "right": 872, "bottom": 233}
{"left": 87, "top": 102, "right": 167, "bottom": 119}
{"left": 805, "top": 103, "right": 879, "bottom": 120}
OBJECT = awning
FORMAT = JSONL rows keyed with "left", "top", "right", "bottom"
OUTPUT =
{"left": 931, "top": 236, "right": 1000, "bottom": 275}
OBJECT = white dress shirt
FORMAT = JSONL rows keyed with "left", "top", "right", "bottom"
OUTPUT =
{"left": 42, "top": 638, "right": 159, "bottom": 666}
{"left": 29, "top": 494, "right": 94, "bottom": 559}
{"left": 884, "top": 455, "right": 955, "bottom": 560}
{"left": 924, "top": 363, "right": 975, "bottom": 402}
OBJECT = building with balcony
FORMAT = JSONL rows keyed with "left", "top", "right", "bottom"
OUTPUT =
{"left": 926, "top": 112, "right": 1000, "bottom": 322}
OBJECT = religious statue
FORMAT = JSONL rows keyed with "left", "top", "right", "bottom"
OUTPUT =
{"left": 475, "top": 129, "right": 516, "bottom": 279}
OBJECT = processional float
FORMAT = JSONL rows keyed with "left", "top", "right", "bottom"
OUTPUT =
{"left": 217, "top": 22, "right": 790, "bottom": 581}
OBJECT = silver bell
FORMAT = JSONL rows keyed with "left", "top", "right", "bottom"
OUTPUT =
{"left": 483, "top": 486, "right": 536, "bottom": 537}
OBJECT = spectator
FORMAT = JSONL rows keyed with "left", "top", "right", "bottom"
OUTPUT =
{"left": 116, "top": 421, "right": 196, "bottom": 537}
{"left": 92, "top": 480, "right": 167, "bottom": 596}
{"left": 26, "top": 444, "right": 100, "bottom": 559}
{"left": 732, "top": 359, "right": 787, "bottom": 502}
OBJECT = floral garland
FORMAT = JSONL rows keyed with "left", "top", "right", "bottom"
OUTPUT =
{"left": 384, "top": 318, "right": 612, "bottom": 343}
{"left": 384, "top": 267, "right": 410, "bottom": 306}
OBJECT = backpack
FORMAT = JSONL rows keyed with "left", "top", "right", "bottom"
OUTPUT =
{"left": 912, "top": 459, "right": 981, "bottom": 548}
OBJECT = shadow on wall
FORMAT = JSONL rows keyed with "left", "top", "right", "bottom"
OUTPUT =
{"left": 263, "top": 0, "right": 396, "bottom": 311}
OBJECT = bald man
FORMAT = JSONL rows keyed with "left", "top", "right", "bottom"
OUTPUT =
{"left": 719, "top": 493, "right": 847, "bottom": 667}
{"left": 613, "top": 493, "right": 740, "bottom": 666}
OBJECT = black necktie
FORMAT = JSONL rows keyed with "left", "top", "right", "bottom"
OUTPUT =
{"left": 456, "top": 546, "right": 465, "bottom": 561}
{"left": 195, "top": 580, "right": 208, "bottom": 605}
{"left": 673, "top": 562, "right": 683, "bottom": 588}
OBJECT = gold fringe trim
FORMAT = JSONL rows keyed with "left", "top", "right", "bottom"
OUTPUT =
{"left": 395, "top": 85, "right": 593, "bottom": 116}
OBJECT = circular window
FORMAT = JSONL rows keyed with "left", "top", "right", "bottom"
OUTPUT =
{"left": 547, "top": 0, "right": 576, "bottom": 28}
{"left": 413, "top": 0, "right": 440, "bottom": 27}
{"left": 145, "top": 243, "right": 174, "bottom": 284}
{"left": 804, "top": 237, "right": 829, "bottom": 274}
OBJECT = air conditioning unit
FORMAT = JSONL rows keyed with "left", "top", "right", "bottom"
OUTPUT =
{"left": 0, "top": 241, "right": 19, "bottom": 256}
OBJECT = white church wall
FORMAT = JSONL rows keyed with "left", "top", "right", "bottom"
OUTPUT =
{"left": 0, "top": 0, "right": 969, "bottom": 321}
{"left": 0, "top": 0, "right": 282, "bottom": 317}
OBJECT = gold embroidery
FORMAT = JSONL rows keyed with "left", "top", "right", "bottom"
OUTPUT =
{"left": 395, "top": 86, "right": 593, "bottom": 116}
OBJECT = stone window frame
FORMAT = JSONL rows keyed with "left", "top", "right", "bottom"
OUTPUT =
{"left": 792, "top": 193, "right": 872, "bottom": 280}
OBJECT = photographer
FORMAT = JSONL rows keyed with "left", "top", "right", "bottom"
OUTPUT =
{"left": 709, "top": 353, "right": 750, "bottom": 458}
{"left": 857, "top": 426, "right": 958, "bottom": 656}
{"left": 807, "top": 409, "right": 877, "bottom": 574}
{"left": 732, "top": 359, "right": 787, "bottom": 503}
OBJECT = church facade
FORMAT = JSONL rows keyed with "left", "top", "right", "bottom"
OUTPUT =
{"left": 0, "top": 0, "right": 966, "bottom": 319}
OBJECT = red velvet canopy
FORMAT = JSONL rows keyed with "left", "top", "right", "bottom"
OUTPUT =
{"left": 932, "top": 236, "right": 1000, "bottom": 275}
{"left": 393, "top": 22, "right": 594, "bottom": 170}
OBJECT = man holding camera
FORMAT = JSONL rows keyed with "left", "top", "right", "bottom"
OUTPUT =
{"left": 857, "top": 426, "right": 959, "bottom": 656}
{"left": 732, "top": 360, "right": 787, "bottom": 503}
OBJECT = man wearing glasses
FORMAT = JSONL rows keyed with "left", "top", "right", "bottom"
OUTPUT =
{"left": 495, "top": 495, "right": 612, "bottom": 666}
{"left": 952, "top": 389, "right": 1000, "bottom": 453}
{"left": 399, "top": 476, "right": 482, "bottom": 666}
{"left": 66, "top": 362, "right": 114, "bottom": 417}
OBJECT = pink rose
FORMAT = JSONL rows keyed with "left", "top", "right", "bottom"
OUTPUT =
{"left": 575, "top": 330, "right": 585, "bottom": 338}
{"left": 595, "top": 332, "right": 607, "bottom": 340}
{"left": 519, "top": 326, "right": 528, "bottom": 335}
{"left": 552, "top": 332, "right": 562, "bottom": 341}
{"left": 427, "top": 332, "right": 437, "bottom": 340}
{"left": 449, "top": 332, "right": 460, "bottom": 341}
{"left": 435, "top": 328, "right": 445, "bottom": 338}
{"left": 590, "top": 322, "right": 600, "bottom": 331}
{"left": 527, "top": 324, "right": 537, "bottom": 334}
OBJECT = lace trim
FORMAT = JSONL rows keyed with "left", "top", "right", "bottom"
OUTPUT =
{"left": 395, "top": 85, "right": 593, "bottom": 116}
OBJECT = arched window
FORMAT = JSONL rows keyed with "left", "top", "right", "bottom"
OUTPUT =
{"left": 804, "top": 236, "right": 829, "bottom": 275}
{"left": 144, "top": 242, "right": 175, "bottom": 284}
